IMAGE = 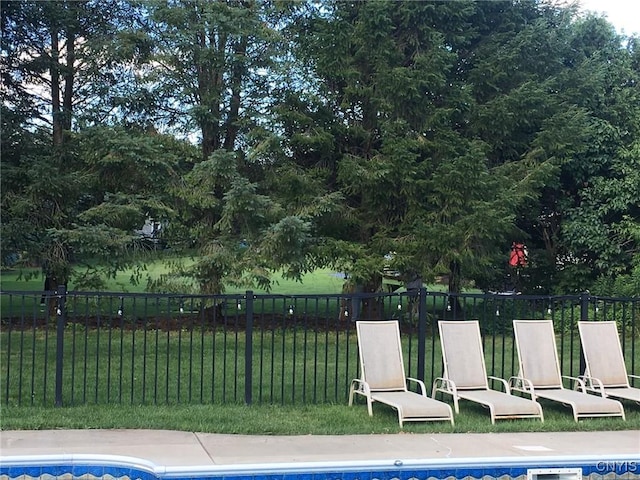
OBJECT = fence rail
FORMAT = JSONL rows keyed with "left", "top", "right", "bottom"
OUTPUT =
{"left": 1, "top": 287, "right": 638, "bottom": 407}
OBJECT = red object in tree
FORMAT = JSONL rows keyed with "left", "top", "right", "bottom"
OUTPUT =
{"left": 509, "top": 242, "right": 527, "bottom": 267}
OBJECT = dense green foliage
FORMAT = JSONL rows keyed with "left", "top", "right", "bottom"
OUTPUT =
{"left": 2, "top": 0, "right": 638, "bottom": 296}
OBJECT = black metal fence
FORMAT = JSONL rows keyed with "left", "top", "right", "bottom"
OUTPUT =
{"left": 1, "top": 287, "right": 638, "bottom": 407}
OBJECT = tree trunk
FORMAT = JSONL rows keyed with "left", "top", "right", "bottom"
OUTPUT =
{"left": 448, "top": 260, "right": 464, "bottom": 314}
{"left": 50, "top": 27, "right": 63, "bottom": 147}
{"left": 223, "top": 35, "right": 247, "bottom": 151}
{"left": 339, "top": 274, "right": 384, "bottom": 321}
{"left": 42, "top": 274, "right": 67, "bottom": 318}
{"left": 196, "top": 20, "right": 229, "bottom": 161}
{"left": 62, "top": 23, "right": 75, "bottom": 131}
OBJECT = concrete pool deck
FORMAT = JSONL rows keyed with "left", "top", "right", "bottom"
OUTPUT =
{"left": 1, "top": 429, "right": 639, "bottom": 466}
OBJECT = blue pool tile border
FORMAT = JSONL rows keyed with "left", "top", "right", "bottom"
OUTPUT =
{"left": 1, "top": 454, "right": 639, "bottom": 480}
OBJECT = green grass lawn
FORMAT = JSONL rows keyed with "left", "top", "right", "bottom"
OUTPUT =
{"left": 1, "top": 259, "right": 472, "bottom": 323}
{"left": 2, "top": 400, "right": 638, "bottom": 434}
{"left": 2, "top": 263, "right": 638, "bottom": 435}
{"left": 0, "top": 264, "right": 346, "bottom": 323}
{"left": 1, "top": 266, "right": 446, "bottom": 323}
{"left": 2, "top": 324, "right": 639, "bottom": 434}
{"left": 0, "top": 262, "right": 346, "bottom": 294}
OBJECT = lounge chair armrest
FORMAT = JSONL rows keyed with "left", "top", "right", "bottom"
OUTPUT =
{"left": 562, "top": 375, "right": 586, "bottom": 392}
{"left": 579, "top": 374, "right": 606, "bottom": 396}
{"left": 509, "top": 376, "right": 536, "bottom": 399}
{"left": 432, "top": 377, "right": 457, "bottom": 398}
{"left": 628, "top": 374, "right": 640, "bottom": 384}
{"left": 348, "top": 379, "right": 374, "bottom": 415}
{"left": 488, "top": 376, "right": 510, "bottom": 393}
{"left": 406, "top": 376, "right": 427, "bottom": 396}
{"left": 350, "top": 378, "right": 371, "bottom": 397}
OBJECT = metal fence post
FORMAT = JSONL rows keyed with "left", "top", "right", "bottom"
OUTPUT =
{"left": 244, "top": 291, "right": 254, "bottom": 405}
{"left": 579, "top": 291, "right": 590, "bottom": 375}
{"left": 54, "top": 284, "right": 67, "bottom": 407}
{"left": 417, "top": 287, "right": 427, "bottom": 382}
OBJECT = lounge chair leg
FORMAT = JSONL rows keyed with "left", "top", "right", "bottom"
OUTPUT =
{"left": 570, "top": 403, "right": 579, "bottom": 422}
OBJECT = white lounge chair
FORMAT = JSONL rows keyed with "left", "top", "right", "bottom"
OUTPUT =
{"left": 433, "top": 320, "right": 543, "bottom": 423}
{"left": 511, "top": 320, "right": 625, "bottom": 421}
{"left": 578, "top": 321, "right": 640, "bottom": 404}
{"left": 349, "top": 320, "right": 454, "bottom": 427}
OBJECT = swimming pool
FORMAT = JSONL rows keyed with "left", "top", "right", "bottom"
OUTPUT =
{"left": 1, "top": 453, "right": 638, "bottom": 480}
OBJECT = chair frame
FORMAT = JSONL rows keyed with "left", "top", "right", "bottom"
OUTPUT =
{"left": 349, "top": 320, "right": 454, "bottom": 427}
{"left": 578, "top": 321, "right": 640, "bottom": 405}
{"left": 511, "top": 319, "right": 625, "bottom": 422}
{"left": 433, "top": 320, "right": 543, "bottom": 424}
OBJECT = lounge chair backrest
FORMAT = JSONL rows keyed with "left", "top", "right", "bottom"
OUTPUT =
{"left": 356, "top": 321, "right": 407, "bottom": 391}
{"left": 438, "top": 321, "right": 488, "bottom": 389}
{"left": 513, "top": 320, "right": 563, "bottom": 388}
{"left": 578, "top": 321, "right": 629, "bottom": 387}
